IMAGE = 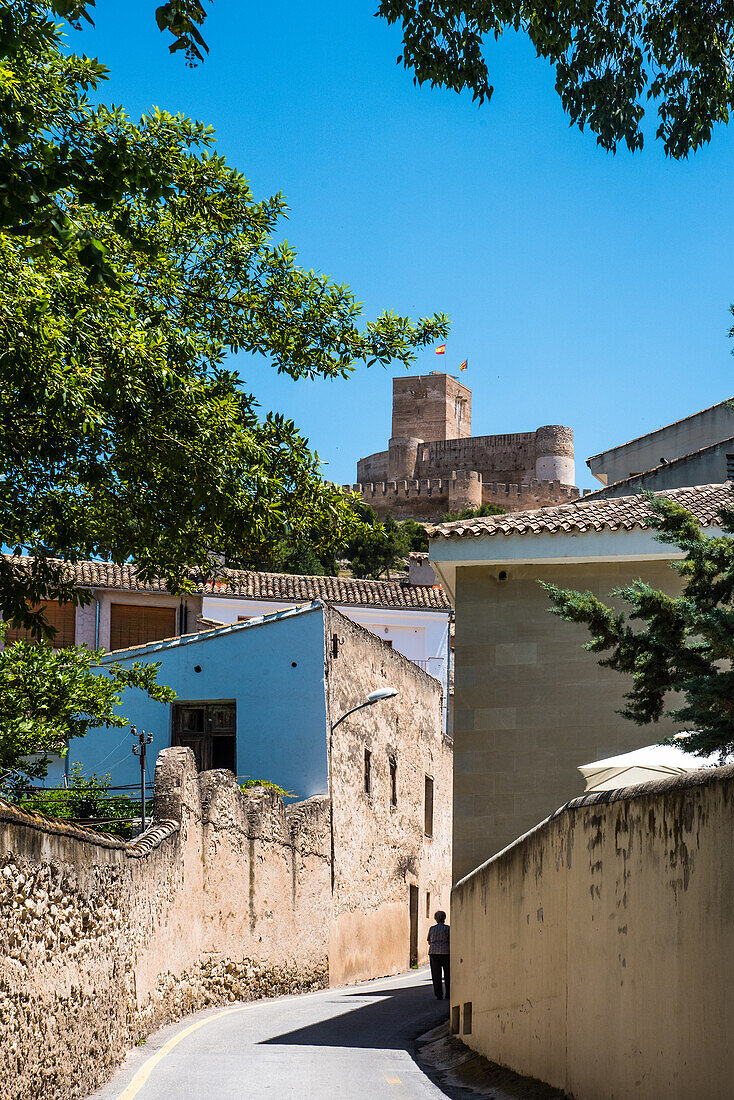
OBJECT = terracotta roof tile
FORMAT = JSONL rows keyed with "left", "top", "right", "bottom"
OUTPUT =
{"left": 5, "top": 557, "right": 451, "bottom": 612}
{"left": 426, "top": 483, "right": 734, "bottom": 540}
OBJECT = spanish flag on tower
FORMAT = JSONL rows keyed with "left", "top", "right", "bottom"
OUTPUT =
{"left": 435, "top": 344, "right": 446, "bottom": 355}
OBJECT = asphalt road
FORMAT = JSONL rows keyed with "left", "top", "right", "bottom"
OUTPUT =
{"left": 89, "top": 968, "right": 453, "bottom": 1100}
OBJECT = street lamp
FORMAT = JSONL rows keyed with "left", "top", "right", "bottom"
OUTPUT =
{"left": 330, "top": 687, "right": 399, "bottom": 731}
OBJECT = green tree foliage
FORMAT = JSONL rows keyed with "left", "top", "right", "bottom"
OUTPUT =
{"left": 441, "top": 502, "right": 505, "bottom": 522}
{"left": 378, "top": 1, "right": 734, "bottom": 158}
{"left": 542, "top": 493, "right": 734, "bottom": 758}
{"left": 13, "top": 762, "right": 148, "bottom": 836}
{"left": 0, "top": 634, "right": 175, "bottom": 790}
{"left": 344, "top": 504, "right": 416, "bottom": 579}
{"left": 1, "top": 4, "right": 449, "bottom": 638}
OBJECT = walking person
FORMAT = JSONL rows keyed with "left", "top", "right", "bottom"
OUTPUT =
{"left": 427, "top": 910, "right": 450, "bottom": 999}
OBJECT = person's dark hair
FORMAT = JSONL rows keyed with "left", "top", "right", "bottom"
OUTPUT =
{"left": 434, "top": 910, "right": 446, "bottom": 923}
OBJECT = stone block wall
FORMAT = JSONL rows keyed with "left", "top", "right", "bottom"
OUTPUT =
{"left": 451, "top": 765, "right": 734, "bottom": 1100}
{"left": 0, "top": 748, "right": 331, "bottom": 1100}
{"left": 325, "top": 606, "right": 452, "bottom": 986}
{"left": 346, "top": 476, "right": 579, "bottom": 522}
{"left": 452, "top": 559, "right": 683, "bottom": 881}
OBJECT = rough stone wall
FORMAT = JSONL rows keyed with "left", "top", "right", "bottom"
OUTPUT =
{"left": 357, "top": 448, "right": 389, "bottom": 483}
{"left": 347, "top": 477, "right": 579, "bottom": 522}
{"left": 324, "top": 606, "right": 452, "bottom": 986}
{"left": 451, "top": 765, "right": 734, "bottom": 1100}
{"left": 392, "top": 373, "right": 471, "bottom": 442}
{"left": 0, "top": 748, "right": 330, "bottom": 1100}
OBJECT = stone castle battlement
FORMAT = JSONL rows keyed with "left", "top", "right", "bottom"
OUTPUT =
{"left": 353, "top": 372, "right": 578, "bottom": 519}
{"left": 346, "top": 471, "right": 580, "bottom": 521}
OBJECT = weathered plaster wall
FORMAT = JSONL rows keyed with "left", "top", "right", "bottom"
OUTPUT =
{"left": 452, "top": 559, "right": 683, "bottom": 881}
{"left": 0, "top": 747, "right": 330, "bottom": 1100}
{"left": 587, "top": 437, "right": 734, "bottom": 499}
{"left": 587, "top": 398, "right": 734, "bottom": 485}
{"left": 451, "top": 765, "right": 734, "bottom": 1100}
{"left": 324, "top": 606, "right": 452, "bottom": 985}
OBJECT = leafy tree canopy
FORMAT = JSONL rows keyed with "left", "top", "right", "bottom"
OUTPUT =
{"left": 543, "top": 493, "right": 734, "bottom": 758}
{"left": 441, "top": 502, "right": 505, "bottom": 522}
{"left": 1, "top": 3, "right": 448, "bottom": 638}
{"left": 378, "top": 1, "right": 734, "bottom": 159}
{"left": 345, "top": 503, "right": 419, "bottom": 579}
{"left": 0, "top": 634, "right": 175, "bottom": 792}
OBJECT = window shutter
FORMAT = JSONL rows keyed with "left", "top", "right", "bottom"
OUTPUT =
{"left": 109, "top": 604, "right": 176, "bottom": 651}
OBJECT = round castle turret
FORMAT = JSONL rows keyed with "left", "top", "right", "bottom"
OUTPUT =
{"left": 535, "top": 425, "right": 575, "bottom": 485}
{"left": 388, "top": 436, "right": 423, "bottom": 481}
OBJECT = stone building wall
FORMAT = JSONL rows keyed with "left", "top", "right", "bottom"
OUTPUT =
{"left": 392, "top": 373, "right": 471, "bottom": 442}
{"left": 0, "top": 748, "right": 331, "bottom": 1100}
{"left": 451, "top": 765, "right": 734, "bottom": 1100}
{"left": 324, "top": 606, "right": 452, "bottom": 986}
{"left": 350, "top": 476, "right": 580, "bottom": 522}
{"left": 354, "top": 371, "right": 577, "bottom": 518}
{"left": 452, "top": 559, "right": 683, "bottom": 882}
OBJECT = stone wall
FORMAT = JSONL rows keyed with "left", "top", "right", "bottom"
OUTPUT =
{"left": 0, "top": 748, "right": 330, "bottom": 1100}
{"left": 392, "top": 373, "right": 471, "bottom": 443}
{"left": 451, "top": 765, "right": 734, "bottom": 1100}
{"left": 347, "top": 476, "right": 579, "bottom": 522}
{"left": 324, "top": 605, "right": 453, "bottom": 986}
{"left": 452, "top": 559, "right": 683, "bottom": 882}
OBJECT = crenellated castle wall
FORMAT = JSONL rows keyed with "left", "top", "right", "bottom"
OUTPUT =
{"left": 345, "top": 474, "right": 580, "bottom": 522}
{"left": 354, "top": 373, "right": 577, "bottom": 518}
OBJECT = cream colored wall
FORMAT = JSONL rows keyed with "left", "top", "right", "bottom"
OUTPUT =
{"left": 0, "top": 747, "right": 331, "bottom": 1100}
{"left": 452, "top": 559, "right": 682, "bottom": 881}
{"left": 325, "top": 606, "right": 452, "bottom": 985}
{"left": 451, "top": 765, "right": 734, "bottom": 1100}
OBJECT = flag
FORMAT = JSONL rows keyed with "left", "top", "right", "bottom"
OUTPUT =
{"left": 459, "top": 359, "right": 468, "bottom": 371}
{"left": 435, "top": 344, "right": 446, "bottom": 355}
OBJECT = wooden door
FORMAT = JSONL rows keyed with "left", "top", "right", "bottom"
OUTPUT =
{"left": 172, "top": 703, "right": 236, "bottom": 773}
{"left": 409, "top": 884, "right": 419, "bottom": 967}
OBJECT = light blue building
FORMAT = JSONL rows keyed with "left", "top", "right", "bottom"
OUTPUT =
{"left": 52, "top": 602, "right": 332, "bottom": 800}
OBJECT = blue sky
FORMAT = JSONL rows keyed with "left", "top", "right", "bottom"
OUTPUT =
{"left": 71, "top": 1, "right": 734, "bottom": 491}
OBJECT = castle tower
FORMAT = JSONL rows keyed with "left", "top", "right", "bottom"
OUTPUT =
{"left": 392, "top": 373, "right": 471, "bottom": 442}
{"left": 351, "top": 372, "right": 579, "bottom": 521}
{"left": 534, "top": 425, "right": 575, "bottom": 485}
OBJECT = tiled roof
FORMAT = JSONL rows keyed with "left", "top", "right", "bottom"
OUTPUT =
{"left": 198, "top": 568, "right": 451, "bottom": 610}
{"left": 426, "top": 483, "right": 734, "bottom": 540}
{"left": 7, "top": 556, "right": 451, "bottom": 612}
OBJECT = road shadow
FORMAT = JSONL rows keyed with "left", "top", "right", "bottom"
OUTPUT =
{"left": 261, "top": 980, "right": 449, "bottom": 1051}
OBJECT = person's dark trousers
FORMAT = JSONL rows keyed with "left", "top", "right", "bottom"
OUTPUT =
{"left": 429, "top": 953, "right": 450, "bottom": 998}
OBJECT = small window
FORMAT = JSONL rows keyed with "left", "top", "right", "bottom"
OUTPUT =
{"left": 424, "top": 775, "right": 434, "bottom": 837}
{"left": 384, "top": 639, "right": 393, "bottom": 647}
{"left": 451, "top": 1005, "right": 460, "bottom": 1034}
{"left": 364, "top": 748, "right": 372, "bottom": 795}
{"left": 389, "top": 756, "right": 397, "bottom": 807}
{"left": 426, "top": 891, "right": 431, "bottom": 919}
{"left": 727, "top": 454, "right": 734, "bottom": 480}
{"left": 463, "top": 1002, "right": 473, "bottom": 1034}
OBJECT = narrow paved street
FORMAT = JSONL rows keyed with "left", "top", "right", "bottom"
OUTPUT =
{"left": 89, "top": 969, "right": 453, "bottom": 1100}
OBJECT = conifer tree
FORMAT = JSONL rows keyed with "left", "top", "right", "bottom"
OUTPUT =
{"left": 543, "top": 492, "right": 734, "bottom": 758}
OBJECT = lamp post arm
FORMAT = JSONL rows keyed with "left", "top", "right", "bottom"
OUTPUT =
{"left": 330, "top": 699, "right": 374, "bottom": 733}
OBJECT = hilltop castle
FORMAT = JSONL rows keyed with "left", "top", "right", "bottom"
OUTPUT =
{"left": 345, "top": 372, "right": 579, "bottom": 520}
